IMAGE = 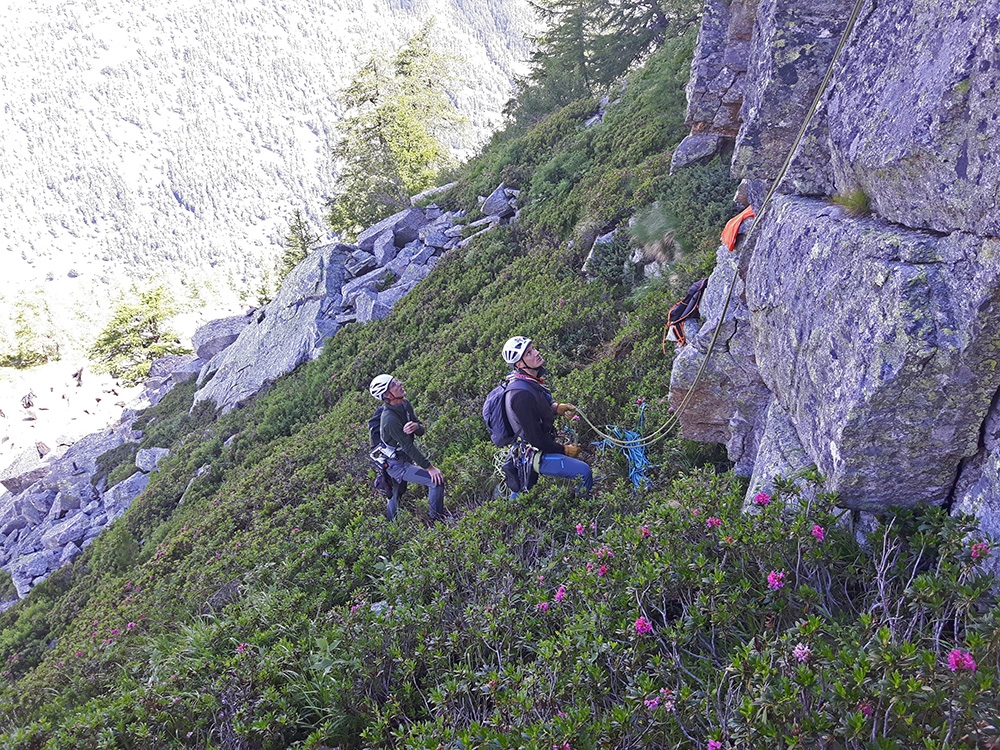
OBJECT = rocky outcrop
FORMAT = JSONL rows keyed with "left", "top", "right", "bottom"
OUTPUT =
{"left": 0, "top": 417, "right": 169, "bottom": 598}
{"left": 671, "top": 0, "right": 755, "bottom": 171}
{"left": 193, "top": 201, "right": 475, "bottom": 413}
{"left": 192, "top": 315, "right": 252, "bottom": 360}
{"left": 671, "top": 0, "right": 1000, "bottom": 526}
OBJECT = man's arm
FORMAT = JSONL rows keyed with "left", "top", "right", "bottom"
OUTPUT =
{"left": 381, "top": 409, "right": 431, "bottom": 468}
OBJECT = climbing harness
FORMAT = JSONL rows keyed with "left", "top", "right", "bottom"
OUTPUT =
{"left": 494, "top": 440, "right": 538, "bottom": 495}
{"left": 571, "top": 0, "right": 869, "bottom": 452}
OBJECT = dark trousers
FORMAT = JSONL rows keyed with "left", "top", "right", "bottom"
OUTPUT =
{"left": 386, "top": 459, "right": 445, "bottom": 521}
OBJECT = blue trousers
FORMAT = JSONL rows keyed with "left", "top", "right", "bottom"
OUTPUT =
{"left": 386, "top": 459, "right": 445, "bottom": 521}
{"left": 512, "top": 452, "right": 593, "bottom": 498}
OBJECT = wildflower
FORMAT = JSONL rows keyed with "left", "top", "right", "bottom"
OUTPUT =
{"left": 644, "top": 696, "right": 660, "bottom": 710}
{"left": 597, "top": 564, "right": 608, "bottom": 577}
{"left": 593, "top": 546, "right": 614, "bottom": 559}
{"left": 110, "top": 628, "right": 120, "bottom": 636}
{"left": 706, "top": 516, "right": 722, "bottom": 529}
{"left": 972, "top": 542, "right": 991, "bottom": 560}
{"left": 639, "top": 525, "right": 650, "bottom": 538}
{"left": 555, "top": 585, "right": 567, "bottom": 603}
{"left": 753, "top": 492, "right": 771, "bottom": 506}
{"left": 634, "top": 616, "right": 653, "bottom": 635}
{"left": 636, "top": 397, "right": 645, "bottom": 405}
{"left": 811, "top": 525, "right": 825, "bottom": 542}
{"left": 571, "top": 414, "right": 580, "bottom": 421}
{"left": 126, "top": 622, "right": 137, "bottom": 630}
{"left": 792, "top": 642, "right": 812, "bottom": 663}
{"left": 576, "top": 523, "right": 585, "bottom": 535}
{"left": 236, "top": 643, "right": 249, "bottom": 655}
{"left": 707, "top": 741, "right": 723, "bottom": 750}
{"left": 947, "top": 649, "right": 977, "bottom": 673}
{"left": 692, "top": 508, "right": 700, "bottom": 517}
{"left": 76, "top": 651, "right": 83, "bottom": 657}
{"left": 723, "top": 535, "right": 734, "bottom": 544}
{"left": 536, "top": 601, "right": 550, "bottom": 612}
{"left": 857, "top": 700, "right": 874, "bottom": 717}
{"left": 557, "top": 710, "right": 567, "bottom": 718}
{"left": 767, "top": 570, "right": 785, "bottom": 590}
{"left": 537, "top": 574, "right": 545, "bottom": 584}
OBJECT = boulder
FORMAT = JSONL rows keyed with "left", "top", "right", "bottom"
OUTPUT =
{"left": 357, "top": 208, "right": 427, "bottom": 252}
{"left": 41, "top": 513, "right": 92, "bottom": 551}
{"left": 149, "top": 354, "right": 195, "bottom": 380}
{"left": 102, "top": 471, "right": 151, "bottom": 522}
{"left": 341, "top": 266, "right": 395, "bottom": 309}
{"left": 372, "top": 230, "right": 398, "bottom": 265}
{"left": 671, "top": 133, "right": 726, "bottom": 171}
{"left": 47, "top": 491, "right": 82, "bottom": 522}
{"left": 191, "top": 314, "right": 252, "bottom": 360}
{"left": 168, "top": 355, "right": 205, "bottom": 384}
{"left": 355, "top": 290, "right": 392, "bottom": 324}
{"left": 59, "top": 542, "right": 83, "bottom": 565}
{"left": 0, "top": 448, "right": 47, "bottom": 494}
{"left": 345, "top": 250, "right": 378, "bottom": 278}
{"left": 194, "top": 244, "right": 349, "bottom": 413}
{"left": 9, "top": 549, "right": 58, "bottom": 598}
{"left": 136, "top": 447, "right": 170, "bottom": 473}
{"left": 482, "top": 184, "right": 515, "bottom": 218}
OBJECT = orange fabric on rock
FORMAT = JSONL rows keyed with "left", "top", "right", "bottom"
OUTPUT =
{"left": 721, "top": 205, "right": 755, "bottom": 251}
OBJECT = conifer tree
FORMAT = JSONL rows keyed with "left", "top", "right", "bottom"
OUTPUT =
{"left": 278, "top": 209, "right": 320, "bottom": 283}
{"left": 87, "top": 286, "right": 189, "bottom": 385}
{"left": 326, "top": 22, "right": 462, "bottom": 240}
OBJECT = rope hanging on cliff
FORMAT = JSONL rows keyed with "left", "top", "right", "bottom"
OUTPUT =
{"left": 574, "top": 0, "right": 869, "bottom": 451}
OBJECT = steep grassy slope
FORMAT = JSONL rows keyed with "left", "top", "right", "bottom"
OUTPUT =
{"left": 1, "top": 36, "right": 998, "bottom": 750}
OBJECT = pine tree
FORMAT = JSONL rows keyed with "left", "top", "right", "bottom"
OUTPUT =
{"left": 87, "top": 286, "right": 189, "bottom": 385}
{"left": 278, "top": 209, "right": 320, "bottom": 283}
{"left": 326, "top": 22, "right": 462, "bottom": 240}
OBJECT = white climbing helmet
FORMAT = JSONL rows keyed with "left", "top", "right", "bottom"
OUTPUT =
{"left": 369, "top": 374, "right": 395, "bottom": 400}
{"left": 502, "top": 336, "right": 532, "bottom": 365}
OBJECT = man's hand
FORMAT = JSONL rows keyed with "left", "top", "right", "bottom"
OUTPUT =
{"left": 563, "top": 444, "right": 582, "bottom": 458}
{"left": 403, "top": 421, "right": 421, "bottom": 434}
{"left": 427, "top": 466, "right": 445, "bottom": 485}
{"left": 555, "top": 402, "right": 577, "bottom": 417}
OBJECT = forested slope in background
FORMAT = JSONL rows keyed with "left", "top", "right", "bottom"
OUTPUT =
{"left": 0, "top": 0, "right": 534, "bottom": 352}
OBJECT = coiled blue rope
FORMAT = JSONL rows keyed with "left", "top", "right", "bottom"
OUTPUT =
{"left": 594, "top": 403, "right": 653, "bottom": 489}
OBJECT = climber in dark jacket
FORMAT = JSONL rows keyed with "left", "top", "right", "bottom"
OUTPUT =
{"left": 369, "top": 374, "right": 445, "bottom": 521}
{"left": 501, "top": 336, "right": 593, "bottom": 497}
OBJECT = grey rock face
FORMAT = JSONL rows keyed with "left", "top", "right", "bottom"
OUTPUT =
{"left": 103, "top": 471, "right": 151, "bottom": 522}
{"left": 341, "top": 266, "right": 396, "bottom": 309}
{"left": 744, "top": 398, "right": 816, "bottom": 506}
{"left": 135, "top": 447, "right": 170, "bottom": 473}
{"left": 814, "top": 1, "right": 1000, "bottom": 237}
{"left": 357, "top": 208, "right": 427, "bottom": 252}
{"left": 670, "top": 243, "right": 771, "bottom": 475}
{"left": 745, "top": 196, "right": 1000, "bottom": 509}
{"left": 192, "top": 315, "right": 251, "bottom": 360}
{"left": 732, "top": 0, "right": 852, "bottom": 181}
{"left": 951, "top": 396, "right": 1000, "bottom": 580}
{"left": 194, "top": 244, "right": 349, "bottom": 413}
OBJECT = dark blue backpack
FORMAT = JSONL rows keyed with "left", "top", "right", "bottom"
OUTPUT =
{"left": 482, "top": 379, "right": 531, "bottom": 447}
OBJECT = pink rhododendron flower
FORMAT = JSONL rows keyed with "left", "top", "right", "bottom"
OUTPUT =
{"left": 972, "top": 542, "right": 991, "bottom": 560}
{"left": 792, "top": 642, "right": 812, "bottom": 663}
{"left": 706, "top": 517, "right": 722, "bottom": 529}
{"left": 753, "top": 492, "right": 771, "bottom": 506}
{"left": 767, "top": 570, "right": 785, "bottom": 590}
{"left": 634, "top": 616, "right": 653, "bottom": 635}
{"left": 555, "top": 585, "right": 567, "bottom": 603}
{"left": 536, "top": 601, "right": 550, "bottom": 612}
{"left": 576, "top": 523, "right": 585, "bottom": 535}
{"left": 236, "top": 643, "right": 249, "bottom": 655}
{"left": 597, "top": 564, "right": 608, "bottom": 577}
{"left": 644, "top": 697, "right": 660, "bottom": 710}
{"left": 811, "top": 525, "right": 825, "bottom": 542}
{"left": 857, "top": 700, "right": 874, "bottom": 717}
{"left": 947, "top": 649, "right": 977, "bottom": 672}
{"left": 126, "top": 622, "right": 137, "bottom": 630}
{"left": 707, "top": 741, "right": 723, "bottom": 750}
{"left": 639, "top": 525, "right": 650, "bottom": 538}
